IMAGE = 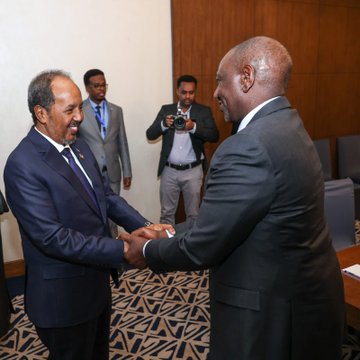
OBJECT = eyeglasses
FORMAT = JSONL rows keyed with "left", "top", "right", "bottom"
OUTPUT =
{"left": 90, "top": 83, "right": 108, "bottom": 90}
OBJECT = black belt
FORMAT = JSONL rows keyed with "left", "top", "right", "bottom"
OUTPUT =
{"left": 165, "top": 160, "right": 202, "bottom": 171}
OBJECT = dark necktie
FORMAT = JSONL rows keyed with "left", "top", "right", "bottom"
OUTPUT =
{"left": 61, "top": 147, "right": 98, "bottom": 207}
{"left": 95, "top": 105, "right": 106, "bottom": 138}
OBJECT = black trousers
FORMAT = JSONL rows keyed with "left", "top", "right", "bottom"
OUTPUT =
{"left": 35, "top": 301, "right": 111, "bottom": 360}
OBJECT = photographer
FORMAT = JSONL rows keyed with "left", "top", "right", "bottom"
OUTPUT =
{"left": 146, "top": 75, "right": 219, "bottom": 226}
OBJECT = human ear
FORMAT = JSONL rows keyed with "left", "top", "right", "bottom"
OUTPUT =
{"left": 240, "top": 64, "right": 255, "bottom": 93}
{"left": 34, "top": 105, "right": 48, "bottom": 124}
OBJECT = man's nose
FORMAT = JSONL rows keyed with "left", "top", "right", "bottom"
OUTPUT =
{"left": 74, "top": 108, "right": 84, "bottom": 121}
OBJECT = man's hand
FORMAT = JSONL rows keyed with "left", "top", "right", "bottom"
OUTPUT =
{"left": 184, "top": 118, "right": 195, "bottom": 131}
{"left": 119, "top": 225, "right": 173, "bottom": 269}
{"left": 123, "top": 177, "right": 132, "bottom": 189}
{"left": 164, "top": 115, "right": 174, "bottom": 128}
{"left": 146, "top": 223, "right": 175, "bottom": 238}
{"left": 120, "top": 230, "right": 148, "bottom": 269}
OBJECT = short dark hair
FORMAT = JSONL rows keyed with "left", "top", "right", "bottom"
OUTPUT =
{"left": 83, "top": 69, "right": 105, "bottom": 86}
{"left": 177, "top": 75, "right": 197, "bottom": 88}
{"left": 28, "top": 69, "right": 71, "bottom": 124}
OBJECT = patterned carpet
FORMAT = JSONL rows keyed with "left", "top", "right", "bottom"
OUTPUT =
{"left": 0, "top": 270, "right": 210, "bottom": 359}
{"left": 2, "top": 228, "right": 360, "bottom": 359}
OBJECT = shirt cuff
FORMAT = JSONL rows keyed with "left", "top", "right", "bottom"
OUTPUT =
{"left": 143, "top": 239, "right": 152, "bottom": 258}
{"left": 161, "top": 121, "right": 169, "bottom": 132}
{"left": 165, "top": 229, "right": 174, "bottom": 238}
{"left": 189, "top": 122, "right": 197, "bottom": 134}
{"left": 143, "top": 230, "right": 173, "bottom": 257}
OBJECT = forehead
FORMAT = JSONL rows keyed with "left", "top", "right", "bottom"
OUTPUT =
{"left": 178, "top": 81, "right": 196, "bottom": 91}
{"left": 88, "top": 74, "right": 106, "bottom": 84}
{"left": 51, "top": 76, "right": 81, "bottom": 103}
{"left": 218, "top": 52, "right": 237, "bottom": 76}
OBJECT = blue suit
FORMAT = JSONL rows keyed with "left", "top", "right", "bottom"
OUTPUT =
{"left": 3, "top": 127, "right": 147, "bottom": 329}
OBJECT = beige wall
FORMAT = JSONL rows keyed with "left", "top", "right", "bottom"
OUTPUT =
{"left": 0, "top": 0, "right": 172, "bottom": 262}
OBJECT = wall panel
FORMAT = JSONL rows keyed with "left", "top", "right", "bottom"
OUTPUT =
{"left": 172, "top": 0, "right": 360, "bottom": 179}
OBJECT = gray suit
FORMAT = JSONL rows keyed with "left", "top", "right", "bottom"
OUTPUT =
{"left": 79, "top": 98, "right": 131, "bottom": 194}
{"left": 145, "top": 97, "right": 345, "bottom": 360}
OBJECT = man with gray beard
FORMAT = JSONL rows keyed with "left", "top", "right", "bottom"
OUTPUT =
{"left": 3, "top": 70, "right": 170, "bottom": 359}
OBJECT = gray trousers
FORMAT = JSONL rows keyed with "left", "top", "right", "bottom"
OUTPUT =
{"left": 159, "top": 165, "right": 203, "bottom": 225}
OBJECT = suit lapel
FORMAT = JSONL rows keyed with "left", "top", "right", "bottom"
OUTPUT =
{"left": 71, "top": 144, "right": 108, "bottom": 223}
{"left": 28, "top": 128, "right": 102, "bottom": 218}
{"left": 83, "top": 99, "right": 103, "bottom": 140}
{"left": 189, "top": 103, "right": 200, "bottom": 120}
{"left": 105, "top": 102, "right": 115, "bottom": 140}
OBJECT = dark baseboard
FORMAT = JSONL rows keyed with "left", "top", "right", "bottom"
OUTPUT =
{"left": 4, "top": 259, "right": 25, "bottom": 278}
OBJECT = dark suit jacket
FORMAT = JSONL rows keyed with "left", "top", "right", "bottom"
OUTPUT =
{"left": 79, "top": 98, "right": 132, "bottom": 183}
{"left": 146, "top": 102, "right": 219, "bottom": 176}
{"left": 3, "top": 127, "right": 147, "bottom": 328}
{"left": 145, "top": 97, "right": 345, "bottom": 360}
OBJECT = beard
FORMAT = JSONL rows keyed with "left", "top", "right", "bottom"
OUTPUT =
{"left": 62, "top": 120, "right": 81, "bottom": 145}
{"left": 63, "top": 138, "right": 75, "bottom": 145}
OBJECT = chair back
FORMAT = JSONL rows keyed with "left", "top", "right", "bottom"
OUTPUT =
{"left": 337, "top": 134, "right": 360, "bottom": 181}
{"left": 324, "top": 178, "right": 356, "bottom": 251}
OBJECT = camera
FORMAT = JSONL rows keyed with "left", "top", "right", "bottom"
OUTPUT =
{"left": 170, "top": 114, "right": 186, "bottom": 130}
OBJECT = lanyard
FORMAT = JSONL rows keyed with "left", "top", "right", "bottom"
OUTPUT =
{"left": 93, "top": 102, "right": 107, "bottom": 139}
{"left": 93, "top": 102, "right": 106, "bottom": 128}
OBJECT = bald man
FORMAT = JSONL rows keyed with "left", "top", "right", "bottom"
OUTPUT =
{"left": 123, "top": 36, "right": 345, "bottom": 360}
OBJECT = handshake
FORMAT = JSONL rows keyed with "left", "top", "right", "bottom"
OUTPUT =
{"left": 118, "top": 223, "right": 175, "bottom": 269}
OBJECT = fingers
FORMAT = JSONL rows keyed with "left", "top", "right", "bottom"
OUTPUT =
{"left": 122, "top": 232, "right": 149, "bottom": 270}
{"left": 123, "top": 239, "right": 129, "bottom": 254}
{"left": 165, "top": 116, "right": 174, "bottom": 127}
{"left": 123, "top": 177, "right": 131, "bottom": 188}
{"left": 117, "top": 232, "right": 147, "bottom": 269}
{"left": 160, "top": 224, "right": 176, "bottom": 235}
{"left": 147, "top": 223, "right": 176, "bottom": 235}
{"left": 117, "top": 232, "right": 131, "bottom": 242}
{"left": 185, "top": 119, "right": 195, "bottom": 130}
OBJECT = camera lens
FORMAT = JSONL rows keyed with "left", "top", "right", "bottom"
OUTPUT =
{"left": 174, "top": 115, "right": 186, "bottom": 130}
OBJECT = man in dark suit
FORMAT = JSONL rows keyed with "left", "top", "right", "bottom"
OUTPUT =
{"left": 3, "top": 70, "right": 167, "bottom": 359}
{"left": 123, "top": 37, "right": 345, "bottom": 359}
{"left": 146, "top": 75, "right": 219, "bottom": 225}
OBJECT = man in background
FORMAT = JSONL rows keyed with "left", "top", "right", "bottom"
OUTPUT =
{"left": 79, "top": 69, "right": 132, "bottom": 237}
{"left": 123, "top": 37, "right": 345, "bottom": 360}
{"left": 3, "top": 70, "right": 167, "bottom": 359}
{"left": 146, "top": 75, "right": 219, "bottom": 225}
{"left": 79, "top": 69, "right": 132, "bottom": 195}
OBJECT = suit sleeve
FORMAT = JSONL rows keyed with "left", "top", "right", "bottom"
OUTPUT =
{"left": 146, "top": 106, "right": 169, "bottom": 140}
{"left": 145, "top": 135, "right": 275, "bottom": 271}
{"left": 116, "top": 106, "right": 132, "bottom": 178}
{"left": 3, "top": 149, "right": 143, "bottom": 269}
{"left": 105, "top": 188, "right": 149, "bottom": 232}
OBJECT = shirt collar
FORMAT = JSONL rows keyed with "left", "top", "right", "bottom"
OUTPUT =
{"left": 34, "top": 126, "right": 67, "bottom": 153}
{"left": 89, "top": 98, "right": 106, "bottom": 110}
{"left": 177, "top": 102, "right": 192, "bottom": 116}
{"left": 237, "top": 96, "right": 280, "bottom": 132}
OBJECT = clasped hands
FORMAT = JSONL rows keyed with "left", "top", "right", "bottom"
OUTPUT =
{"left": 118, "top": 224, "right": 175, "bottom": 269}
